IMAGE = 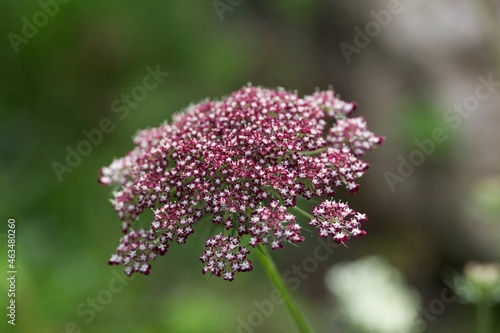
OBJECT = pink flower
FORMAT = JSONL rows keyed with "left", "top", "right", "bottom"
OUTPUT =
{"left": 100, "top": 85, "right": 383, "bottom": 280}
{"left": 310, "top": 200, "right": 368, "bottom": 243}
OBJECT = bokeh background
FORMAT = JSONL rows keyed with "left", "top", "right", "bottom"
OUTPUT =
{"left": 1, "top": 1, "right": 500, "bottom": 332}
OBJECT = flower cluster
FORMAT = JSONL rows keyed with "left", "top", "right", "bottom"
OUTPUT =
{"left": 100, "top": 85, "right": 383, "bottom": 280}
{"left": 310, "top": 200, "right": 367, "bottom": 243}
{"left": 248, "top": 200, "right": 304, "bottom": 250}
{"left": 200, "top": 234, "right": 252, "bottom": 281}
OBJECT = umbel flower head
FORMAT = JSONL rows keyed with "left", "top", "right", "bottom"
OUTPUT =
{"left": 100, "top": 85, "right": 383, "bottom": 280}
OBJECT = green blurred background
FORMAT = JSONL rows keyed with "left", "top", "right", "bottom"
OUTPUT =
{"left": 1, "top": 1, "right": 500, "bottom": 332}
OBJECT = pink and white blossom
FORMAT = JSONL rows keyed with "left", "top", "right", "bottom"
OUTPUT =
{"left": 101, "top": 85, "right": 383, "bottom": 280}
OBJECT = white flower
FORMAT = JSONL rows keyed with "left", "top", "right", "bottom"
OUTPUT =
{"left": 325, "top": 256, "right": 421, "bottom": 333}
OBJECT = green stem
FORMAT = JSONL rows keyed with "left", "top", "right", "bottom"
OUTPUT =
{"left": 298, "top": 147, "right": 328, "bottom": 156}
{"left": 290, "top": 206, "right": 314, "bottom": 220}
{"left": 255, "top": 245, "right": 315, "bottom": 333}
{"left": 477, "top": 292, "right": 492, "bottom": 333}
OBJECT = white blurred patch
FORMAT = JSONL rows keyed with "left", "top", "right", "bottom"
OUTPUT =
{"left": 386, "top": 0, "right": 482, "bottom": 57}
{"left": 325, "top": 256, "right": 421, "bottom": 333}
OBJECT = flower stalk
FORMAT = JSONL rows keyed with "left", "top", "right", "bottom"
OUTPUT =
{"left": 290, "top": 205, "right": 314, "bottom": 220}
{"left": 463, "top": 262, "right": 500, "bottom": 333}
{"left": 256, "top": 244, "right": 315, "bottom": 333}
{"left": 476, "top": 295, "right": 492, "bottom": 333}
